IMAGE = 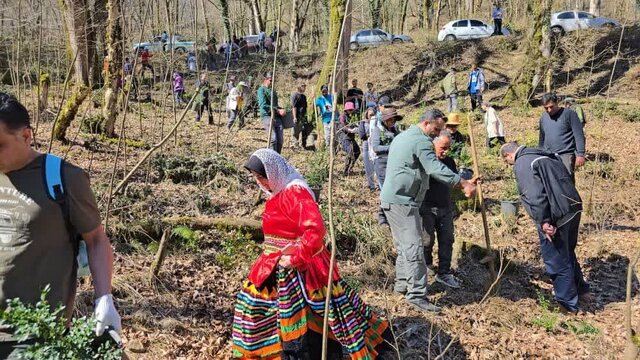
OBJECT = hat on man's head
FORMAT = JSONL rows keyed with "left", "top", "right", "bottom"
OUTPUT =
{"left": 380, "top": 108, "right": 403, "bottom": 122}
{"left": 321, "top": 84, "right": 329, "bottom": 92}
{"left": 238, "top": 81, "right": 248, "bottom": 87}
{"left": 446, "top": 113, "right": 462, "bottom": 126}
{"left": 378, "top": 96, "right": 390, "bottom": 106}
{"left": 264, "top": 72, "right": 273, "bottom": 79}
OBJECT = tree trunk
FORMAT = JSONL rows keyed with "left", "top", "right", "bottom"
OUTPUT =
{"left": 316, "top": 0, "right": 350, "bottom": 148}
{"left": 92, "top": 0, "right": 108, "bottom": 87}
{"left": 201, "top": 0, "right": 211, "bottom": 39}
{"left": 589, "top": 0, "right": 600, "bottom": 16}
{"left": 220, "top": 0, "right": 232, "bottom": 41}
{"left": 503, "top": 0, "right": 553, "bottom": 105}
{"left": 369, "top": 0, "right": 382, "bottom": 28}
{"left": 247, "top": 0, "right": 264, "bottom": 33}
{"left": 289, "top": 0, "right": 299, "bottom": 51}
{"left": 102, "top": 0, "right": 123, "bottom": 137}
{"left": 56, "top": 0, "right": 92, "bottom": 142}
{"left": 435, "top": 0, "right": 443, "bottom": 30}
{"left": 400, "top": 0, "right": 409, "bottom": 33}
{"left": 418, "top": 0, "right": 431, "bottom": 28}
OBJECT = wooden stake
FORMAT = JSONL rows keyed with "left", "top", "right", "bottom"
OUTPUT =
{"left": 466, "top": 114, "right": 497, "bottom": 279}
{"left": 150, "top": 228, "right": 171, "bottom": 280}
{"left": 322, "top": 0, "right": 351, "bottom": 357}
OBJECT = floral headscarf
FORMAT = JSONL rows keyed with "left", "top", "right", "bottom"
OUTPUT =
{"left": 248, "top": 149, "right": 314, "bottom": 200}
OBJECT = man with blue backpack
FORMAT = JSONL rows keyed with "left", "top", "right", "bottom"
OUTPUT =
{"left": 0, "top": 92, "right": 121, "bottom": 357}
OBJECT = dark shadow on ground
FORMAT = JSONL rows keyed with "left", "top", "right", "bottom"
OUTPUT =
{"left": 428, "top": 241, "right": 636, "bottom": 312}
{"left": 391, "top": 316, "right": 468, "bottom": 359}
{"left": 581, "top": 253, "right": 639, "bottom": 312}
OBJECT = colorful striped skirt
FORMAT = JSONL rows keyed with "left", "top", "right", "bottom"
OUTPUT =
{"left": 232, "top": 266, "right": 390, "bottom": 359}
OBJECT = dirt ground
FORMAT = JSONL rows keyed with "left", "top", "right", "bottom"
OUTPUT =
{"left": 19, "top": 25, "right": 640, "bottom": 359}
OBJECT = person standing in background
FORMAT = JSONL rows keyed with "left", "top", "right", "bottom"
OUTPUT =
{"left": 492, "top": 3, "right": 504, "bottom": 35}
{"left": 467, "top": 62, "right": 486, "bottom": 111}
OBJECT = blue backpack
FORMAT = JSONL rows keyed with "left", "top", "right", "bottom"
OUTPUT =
{"left": 43, "top": 154, "right": 90, "bottom": 277}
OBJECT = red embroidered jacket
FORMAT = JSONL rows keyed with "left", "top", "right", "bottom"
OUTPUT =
{"left": 248, "top": 185, "right": 340, "bottom": 289}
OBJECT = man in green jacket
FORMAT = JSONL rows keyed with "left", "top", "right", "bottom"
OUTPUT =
{"left": 439, "top": 67, "right": 458, "bottom": 113}
{"left": 381, "top": 108, "right": 476, "bottom": 313}
{"left": 257, "top": 72, "right": 286, "bottom": 153}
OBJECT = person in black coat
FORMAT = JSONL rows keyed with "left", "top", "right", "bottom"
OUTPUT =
{"left": 500, "top": 142, "right": 589, "bottom": 313}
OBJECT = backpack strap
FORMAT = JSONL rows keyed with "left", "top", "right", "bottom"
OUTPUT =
{"left": 44, "top": 154, "right": 65, "bottom": 201}
{"left": 43, "top": 155, "right": 87, "bottom": 276}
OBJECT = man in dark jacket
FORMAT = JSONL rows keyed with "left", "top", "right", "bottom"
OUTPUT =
{"left": 501, "top": 142, "right": 589, "bottom": 313}
{"left": 539, "top": 92, "right": 586, "bottom": 183}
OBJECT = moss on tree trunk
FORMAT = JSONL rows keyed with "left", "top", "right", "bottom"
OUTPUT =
{"left": 503, "top": 0, "right": 552, "bottom": 105}
{"left": 315, "top": 0, "right": 349, "bottom": 149}
{"left": 54, "top": 85, "right": 90, "bottom": 142}
{"left": 102, "top": 0, "right": 123, "bottom": 137}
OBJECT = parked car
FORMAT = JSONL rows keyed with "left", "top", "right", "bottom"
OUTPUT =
{"left": 438, "top": 19, "right": 511, "bottom": 41}
{"left": 550, "top": 11, "right": 619, "bottom": 35}
{"left": 242, "top": 35, "right": 275, "bottom": 52}
{"left": 349, "top": 29, "right": 413, "bottom": 49}
{"left": 133, "top": 35, "right": 195, "bottom": 53}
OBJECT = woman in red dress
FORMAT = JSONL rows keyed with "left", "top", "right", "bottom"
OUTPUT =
{"left": 232, "top": 149, "right": 391, "bottom": 359}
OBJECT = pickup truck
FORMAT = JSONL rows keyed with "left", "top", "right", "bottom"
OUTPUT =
{"left": 133, "top": 35, "right": 195, "bottom": 53}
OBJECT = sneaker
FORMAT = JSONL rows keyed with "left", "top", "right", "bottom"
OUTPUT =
{"left": 408, "top": 299, "right": 441, "bottom": 313}
{"left": 435, "top": 274, "right": 460, "bottom": 289}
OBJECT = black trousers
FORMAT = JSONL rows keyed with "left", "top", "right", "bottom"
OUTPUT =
{"left": 493, "top": 18, "right": 503, "bottom": 35}
{"left": 469, "top": 93, "right": 483, "bottom": 111}
{"left": 340, "top": 135, "right": 360, "bottom": 175}
{"left": 421, "top": 206, "right": 455, "bottom": 274}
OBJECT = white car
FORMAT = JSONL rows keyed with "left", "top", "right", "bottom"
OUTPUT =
{"left": 437, "top": 19, "right": 511, "bottom": 41}
{"left": 350, "top": 29, "right": 413, "bottom": 49}
{"left": 551, "top": 11, "right": 619, "bottom": 35}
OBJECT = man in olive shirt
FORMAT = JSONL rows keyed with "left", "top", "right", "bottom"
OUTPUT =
{"left": 0, "top": 93, "right": 121, "bottom": 357}
{"left": 257, "top": 72, "right": 286, "bottom": 153}
{"left": 381, "top": 109, "right": 476, "bottom": 313}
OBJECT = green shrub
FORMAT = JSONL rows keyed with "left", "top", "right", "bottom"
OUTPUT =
{"left": 531, "top": 292, "right": 559, "bottom": 332}
{"left": 152, "top": 154, "right": 239, "bottom": 185}
{"left": 0, "top": 285, "right": 122, "bottom": 360}
{"left": 215, "top": 231, "right": 261, "bottom": 270}
{"left": 305, "top": 150, "right": 330, "bottom": 188}
{"left": 591, "top": 100, "right": 618, "bottom": 119}
{"left": 171, "top": 225, "right": 202, "bottom": 252}
{"left": 502, "top": 177, "right": 519, "bottom": 201}
{"left": 563, "top": 320, "right": 599, "bottom": 336}
{"left": 617, "top": 107, "right": 640, "bottom": 123}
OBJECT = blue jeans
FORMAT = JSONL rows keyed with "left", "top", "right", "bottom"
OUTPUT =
{"left": 261, "top": 116, "right": 284, "bottom": 153}
{"left": 537, "top": 213, "right": 589, "bottom": 311}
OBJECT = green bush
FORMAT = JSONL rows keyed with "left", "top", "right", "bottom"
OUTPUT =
{"left": 0, "top": 285, "right": 122, "bottom": 360}
{"left": 591, "top": 100, "right": 618, "bottom": 119}
{"left": 531, "top": 292, "right": 559, "bottom": 332}
{"left": 617, "top": 107, "right": 640, "bottom": 123}
{"left": 215, "top": 231, "right": 261, "bottom": 270}
{"left": 305, "top": 150, "right": 330, "bottom": 188}
{"left": 152, "top": 153, "right": 240, "bottom": 185}
{"left": 171, "top": 225, "right": 202, "bottom": 252}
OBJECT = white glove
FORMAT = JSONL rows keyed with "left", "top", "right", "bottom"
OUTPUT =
{"left": 94, "top": 294, "right": 122, "bottom": 336}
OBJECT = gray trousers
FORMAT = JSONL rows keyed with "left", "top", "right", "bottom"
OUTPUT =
{"left": 323, "top": 122, "right": 337, "bottom": 150}
{"left": 361, "top": 141, "right": 375, "bottom": 189}
{"left": 382, "top": 202, "right": 428, "bottom": 301}
{"left": 558, "top": 153, "right": 576, "bottom": 184}
{"left": 447, "top": 94, "right": 458, "bottom": 113}
{"left": 261, "top": 116, "right": 284, "bottom": 154}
